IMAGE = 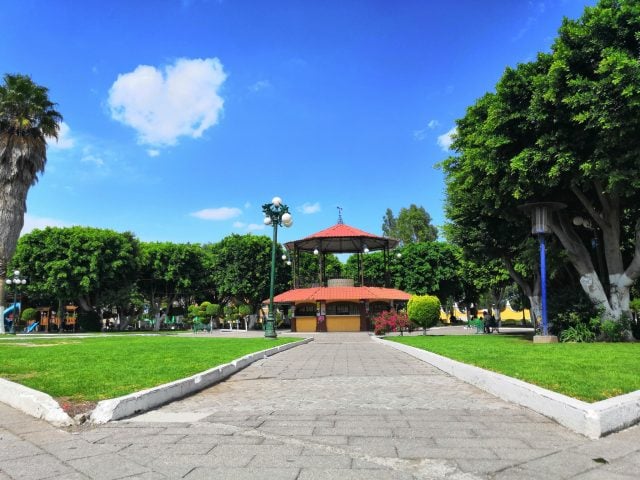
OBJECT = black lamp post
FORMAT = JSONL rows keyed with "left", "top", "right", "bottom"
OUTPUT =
{"left": 262, "top": 196, "right": 293, "bottom": 338}
{"left": 519, "top": 202, "right": 565, "bottom": 342}
{"left": 5, "top": 270, "right": 27, "bottom": 335}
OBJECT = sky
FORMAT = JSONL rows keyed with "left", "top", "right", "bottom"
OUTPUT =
{"left": 1, "top": 0, "right": 596, "bottom": 246}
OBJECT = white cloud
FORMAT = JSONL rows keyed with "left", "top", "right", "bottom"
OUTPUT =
{"left": 249, "top": 80, "right": 271, "bottom": 93}
{"left": 233, "top": 221, "right": 246, "bottom": 228}
{"left": 47, "top": 122, "right": 75, "bottom": 150}
{"left": 81, "top": 153, "right": 105, "bottom": 167}
{"left": 147, "top": 149, "right": 160, "bottom": 157}
{"left": 21, "top": 214, "right": 69, "bottom": 235}
{"left": 247, "top": 223, "right": 265, "bottom": 231}
{"left": 413, "top": 120, "right": 440, "bottom": 141}
{"left": 299, "top": 202, "right": 321, "bottom": 214}
{"left": 437, "top": 127, "right": 457, "bottom": 152}
{"left": 108, "top": 57, "right": 227, "bottom": 147}
{"left": 190, "top": 207, "right": 241, "bottom": 220}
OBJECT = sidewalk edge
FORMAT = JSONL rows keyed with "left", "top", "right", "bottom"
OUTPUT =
{"left": 89, "top": 337, "right": 313, "bottom": 424}
{"left": 375, "top": 337, "right": 640, "bottom": 439}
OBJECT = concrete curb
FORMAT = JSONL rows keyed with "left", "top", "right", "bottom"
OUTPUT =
{"left": 375, "top": 336, "right": 640, "bottom": 439}
{"left": 90, "top": 337, "right": 313, "bottom": 424}
{"left": 0, "top": 378, "right": 74, "bottom": 427}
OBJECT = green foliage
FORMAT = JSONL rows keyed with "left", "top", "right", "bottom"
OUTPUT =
{"left": 78, "top": 311, "right": 101, "bottom": 332}
{"left": 601, "top": 320, "right": 625, "bottom": 343}
{"left": 560, "top": 323, "right": 596, "bottom": 343}
{"left": 441, "top": 0, "right": 640, "bottom": 323}
{"left": 20, "top": 307, "right": 38, "bottom": 324}
{"left": 206, "top": 234, "right": 291, "bottom": 310}
{"left": 407, "top": 295, "right": 441, "bottom": 333}
{"left": 382, "top": 204, "right": 438, "bottom": 244}
{"left": 296, "top": 251, "right": 342, "bottom": 286}
{"left": 238, "top": 304, "right": 252, "bottom": 317}
{"left": 138, "top": 241, "right": 208, "bottom": 317}
{"left": 12, "top": 227, "right": 140, "bottom": 312}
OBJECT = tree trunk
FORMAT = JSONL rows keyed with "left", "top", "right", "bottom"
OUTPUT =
{"left": 567, "top": 186, "right": 640, "bottom": 326}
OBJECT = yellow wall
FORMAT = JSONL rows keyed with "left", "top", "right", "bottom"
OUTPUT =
{"left": 327, "top": 315, "right": 360, "bottom": 332}
{"left": 296, "top": 316, "right": 317, "bottom": 332}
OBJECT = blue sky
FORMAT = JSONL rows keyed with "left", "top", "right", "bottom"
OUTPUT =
{"left": 2, "top": 0, "right": 595, "bottom": 246}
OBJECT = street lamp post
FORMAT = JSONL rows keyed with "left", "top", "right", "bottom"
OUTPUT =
{"left": 519, "top": 202, "right": 565, "bottom": 343}
{"left": 262, "top": 196, "right": 293, "bottom": 338}
{"left": 5, "top": 270, "right": 27, "bottom": 335}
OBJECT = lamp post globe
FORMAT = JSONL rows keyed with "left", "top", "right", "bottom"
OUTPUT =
{"left": 262, "top": 196, "right": 293, "bottom": 339}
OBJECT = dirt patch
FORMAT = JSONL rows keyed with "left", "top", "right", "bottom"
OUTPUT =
{"left": 56, "top": 398, "right": 98, "bottom": 417}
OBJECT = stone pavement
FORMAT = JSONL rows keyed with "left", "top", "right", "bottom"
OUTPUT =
{"left": 1, "top": 332, "right": 639, "bottom": 479}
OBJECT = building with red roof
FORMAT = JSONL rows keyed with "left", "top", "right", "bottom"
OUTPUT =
{"left": 269, "top": 216, "right": 410, "bottom": 332}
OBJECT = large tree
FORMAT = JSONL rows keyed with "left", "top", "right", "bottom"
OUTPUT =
{"left": 12, "top": 226, "right": 139, "bottom": 316}
{"left": 382, "top": 204, "right": 438, "bottom": 244}
{"left": 138, "top": 242, "right": 208, "bottom": 330}
{"left": 444, "top": 0, "right": 640, "bottom": 325}
{"left": 206, "top": 234, "right": 291, "bottom": 313}
{"left": 0, "top": 74, "right": 61, "bottom": 333}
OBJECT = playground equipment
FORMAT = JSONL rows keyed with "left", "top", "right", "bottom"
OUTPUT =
{"left": 3, "top": 303, "right": 21, "bottom": 331}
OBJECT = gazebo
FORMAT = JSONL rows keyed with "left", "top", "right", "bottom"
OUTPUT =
{"left": 272, "top": 218, "right": 411, "bottom": 332}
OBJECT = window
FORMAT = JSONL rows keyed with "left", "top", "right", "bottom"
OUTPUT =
{"left": 295, "top": 303, "right": 316, "bottom": 316}
{"left": 370, "top": 301, "right": 391, "bottom": 315}
{"left": 326, "top": 302, "right": 360, "bottom": 315}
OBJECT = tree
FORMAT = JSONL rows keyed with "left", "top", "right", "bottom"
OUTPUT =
{"left": 138, "top": 242, "right": 208, "bottom": 331}
{"left": 407, "top": 295, "right": 441, "bottom": 335}
{"left": 295, "top": 251, "right": 342, "bottom": 287}
{"left": 443, "top": 0, "right": 640, "bottom": 326}
{"left": 382, "top": 205, "right": 438, "bottom": 244}
{"left": 0, "top": 74, "right": 62, "bottom": 333}
{"left": 12, "top": 227, "right": 139, "bottom": 320}
{"left": 206, "top": 234, "right": 291, "bottom": 312}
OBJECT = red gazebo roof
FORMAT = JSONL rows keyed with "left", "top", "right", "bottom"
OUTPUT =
{"left": 271, "top": 286, "right": 411, "bottom": 303}
{"left": 284, "top": 222, "right": 399, "bottom": 253}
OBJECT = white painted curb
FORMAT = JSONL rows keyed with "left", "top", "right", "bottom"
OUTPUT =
{"left": 375, "top": 337, "right": 640, "bottom": 438}
{"left": 0, "top": 378, "right": 74, "bottom": 427}
{"left": 90, "top": 337, "right": 313, "bottom": 424}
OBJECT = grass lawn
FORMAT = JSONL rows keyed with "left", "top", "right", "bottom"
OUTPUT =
{"left": 0, "top": 336, "right": 298, "bottom": 403}
{"left": 387, "top": 334, "right": 640, "bottom": 403}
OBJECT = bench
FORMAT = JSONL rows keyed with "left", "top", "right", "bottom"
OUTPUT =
{"left": 193, "top": 322, "right": 211, "bottom": 333}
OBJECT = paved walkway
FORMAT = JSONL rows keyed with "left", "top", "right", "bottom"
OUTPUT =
{"left": 1, "top": 333, "right": 639, "bottom": 479}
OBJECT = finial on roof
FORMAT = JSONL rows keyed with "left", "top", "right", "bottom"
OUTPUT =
{"left": 337, "top": 206, "right": 344, "bottom": 224}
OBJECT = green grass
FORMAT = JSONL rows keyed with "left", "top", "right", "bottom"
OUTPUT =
{"left": 0, "top": 336, "right": 298, "bottom": 402}
{"left": 388, "top": 335, "right": 640, "bottom": 402}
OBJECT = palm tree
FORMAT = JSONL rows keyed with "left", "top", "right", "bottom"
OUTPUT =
{"left": 0, "top": 74, "right": 62, "bottom": 333}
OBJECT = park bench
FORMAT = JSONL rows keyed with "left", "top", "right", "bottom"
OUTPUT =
{"left": 192, "top": 322, "right": 211, "bottom": 333}
{"left": 468, "top": 318, "right": 484, "bottom": 334}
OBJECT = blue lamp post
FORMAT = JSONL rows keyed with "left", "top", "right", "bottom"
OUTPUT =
{"left": 519, "top": 202, "right": 565, "bottom": 341}
{"left": 262, "top": 196, "right": 293, "bottom": 338}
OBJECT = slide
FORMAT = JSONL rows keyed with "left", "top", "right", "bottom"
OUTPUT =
{"left": 26, "top": 322, "right": 39, "bottom": 333}
{"left": 3, "top": 303, "right": 20, "bottom": 329}
{"left": 3, "top": 302, "right": 20, "bottom": 317}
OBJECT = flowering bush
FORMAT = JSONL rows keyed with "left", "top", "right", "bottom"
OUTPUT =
{"left": 373, "top": 309, "right": 409, "bottom": 336}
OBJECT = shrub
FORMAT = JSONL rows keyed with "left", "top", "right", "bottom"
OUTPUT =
{"left": 559, "top": 323, "right": 596, "bottom": 343}
{"left": 601, "top": 319, "right": 625, "bottom": 342}
{"left": 20, "top": 307, "right": 38, "bottom": 326}
{"left": 407, "top": 295, "right": 441, "bottom": 335}
{"left": 373, "top": 309, "right": 409, "bottom": 336}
